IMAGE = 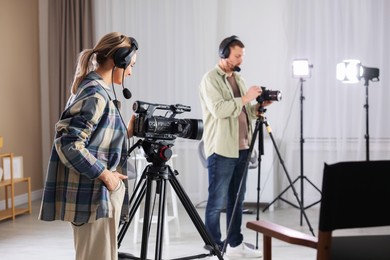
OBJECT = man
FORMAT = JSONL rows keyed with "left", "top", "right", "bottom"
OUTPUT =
{"left": 199, "top": 35, "right": 272, "bottom": 258}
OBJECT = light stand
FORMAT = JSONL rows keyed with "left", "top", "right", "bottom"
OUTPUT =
{"left": 336, "top": 59, "right": 380, "bottom": 161}
{"left": 296, "top": 77, "right": 321, "bottom": 225}
{"left": 364, "top": 78, "right": 370, "bottom": 161}
{"left": 263, "top": 60, "right": 321, "bottom": 226}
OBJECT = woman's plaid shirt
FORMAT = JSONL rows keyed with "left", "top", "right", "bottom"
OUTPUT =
{"left": 39, "top": 72, "right": 130, "bottom": 223}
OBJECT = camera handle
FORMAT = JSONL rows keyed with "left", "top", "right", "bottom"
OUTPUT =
{"left": 126, "top": 139, "right": 143, "bottom": 159}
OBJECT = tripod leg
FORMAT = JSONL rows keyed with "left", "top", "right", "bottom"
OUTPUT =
{"left": 167, "top": 167, "right": 224, "bottom": 260}
{"left": 118, "top": 172, "right": 148, "bottom": 248}
{"left": 302, "top": 177, "right": 321, "bottom": 210}
{"left": 140, "top": 176, "right": 155, "bottom": 259}
{"left": 118, "top": 166, "right": 169, "bottom": 260}
{"left": 263, "top": 177, "right": 301, "bottom": 212}
{"left": 154, "top": 178, "right": 167, "bottom": 260}
{"left": 264, "top": 120, "right": 315, "bottom": 236}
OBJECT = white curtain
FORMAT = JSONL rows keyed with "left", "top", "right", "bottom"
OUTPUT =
{"left": 93, "top": 0, "right": 390, "bottom": 206}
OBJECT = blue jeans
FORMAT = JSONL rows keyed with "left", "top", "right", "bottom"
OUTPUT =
{"left": 205, "top": 150, "right": 249, "bottom": 248}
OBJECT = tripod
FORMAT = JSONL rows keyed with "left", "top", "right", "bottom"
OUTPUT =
{"left": 220, "top": 107, "right": 266, "bottom": 253}
{"left": 263, "top": 78, "right": 321, "bottom": 226}
{"left": 117, "top": 139, "right": 223, "bottom": 260}
{"left": 223, "top": 107, "right": 314, "bottom": 256}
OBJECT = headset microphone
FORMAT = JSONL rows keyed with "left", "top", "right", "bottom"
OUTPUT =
{"left": 122, "top": 86, "right": 132, "bottom": 99}
{"left": 226, "top": 59, "right": 241, "bottom": 72}
{"left": 219, "top": 35, "right": 242, "bottom": 72}
{"left": 113, "top": 36, "right": 138, "bottom": 100}
{"left": 120, "top": 69, "right": 132, "bottom": 99}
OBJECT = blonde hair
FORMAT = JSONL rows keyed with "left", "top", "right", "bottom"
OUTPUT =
{"left": 71, "top": 32, "right": 132, "bottom": 94}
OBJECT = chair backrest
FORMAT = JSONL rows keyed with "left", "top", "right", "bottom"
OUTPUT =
{"left": 126, "top": 160, "right": 137, "bottom": 180}
{"left": 197, "top": 140, "right": 208, "bottom": 169}
{"left": 319, "top": 160, "right": 390, "bottom": 232}
{"left": 317, "top": 160, "right": 390, "bottom": 260}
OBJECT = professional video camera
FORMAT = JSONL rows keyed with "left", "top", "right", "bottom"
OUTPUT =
{"left": 132, "top": 100, "right": 203, "bottom": 141}
{"left": 256, "top": 86, "right": 282, "bottom": 104}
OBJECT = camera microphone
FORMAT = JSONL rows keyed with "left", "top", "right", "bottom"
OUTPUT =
{"left": 133, "top": 100, "right": 149, "bottom": 114}
{"left": 133, "top": 100, "right": 172, "bottom": 114}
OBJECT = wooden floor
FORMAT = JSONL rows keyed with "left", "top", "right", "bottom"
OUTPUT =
{"left": 0, "top": 199, "right": 388, "bottom": 260}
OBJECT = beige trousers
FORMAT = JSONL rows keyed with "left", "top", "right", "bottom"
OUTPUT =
{"left": 72, "top": 181, "right": 126, "bottom": 260}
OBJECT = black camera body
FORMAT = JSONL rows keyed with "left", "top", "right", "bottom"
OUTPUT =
{"left": 256, "top": 86, "right": 282, "bottom": 104}
{"left": 133, "top": 100, "right": 203, "bottom": 141}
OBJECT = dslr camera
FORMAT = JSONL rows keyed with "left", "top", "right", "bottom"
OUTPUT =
{"left": 132, "top": 100, "right": 203, "bottom": 141}
{"left": 256, "top": 86, "right": 282, "bottom": 104}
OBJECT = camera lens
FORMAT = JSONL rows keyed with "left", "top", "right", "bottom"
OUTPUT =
{"left": 256, "top": 87, "right": 282, "bottom": 103}
{"left": 177, "top": 119, "right": 204, "bottom": 140}
{"left": 267, "top": 90, "right": 282, "bottom": 101}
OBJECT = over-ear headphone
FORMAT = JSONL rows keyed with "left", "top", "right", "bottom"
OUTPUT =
{"left": 113, "top": 37, "right": 139, "bottom": 69}
{"left": 219, "top": 35, "right": 239, "bottom": 59}
{"left": 112, "top": 37, "right": 139, "bottom": 100}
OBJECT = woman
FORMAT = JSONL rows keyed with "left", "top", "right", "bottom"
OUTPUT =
{"left": 39, "top": 32, "right": 138, "bottom": 260}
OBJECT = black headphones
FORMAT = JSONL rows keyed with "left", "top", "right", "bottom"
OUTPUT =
{"left": 111, "top": 36, "right": 139, "bottom": 101}
{"left": 219, "top": 35, "right": 239, "bottom": 59}
{"left": 113, "top": 37, "right": 139, "bottom": 69}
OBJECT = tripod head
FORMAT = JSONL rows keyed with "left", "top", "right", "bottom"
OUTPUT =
{"left": 255, "top": 103, "right": 268, "bottom": 123}
{"left": 141, "top": 139, "right": 174, "bottom": 166}
{"left": 257, "top": 105, "right": 267, "bottom": 114}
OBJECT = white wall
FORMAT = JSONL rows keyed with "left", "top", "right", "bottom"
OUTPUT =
{"left": 39, "top": 0, "right": 390, "bottom": 206}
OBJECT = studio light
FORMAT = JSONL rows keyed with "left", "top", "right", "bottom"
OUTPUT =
{"left": 336, "top": 59, "right": 380, "bottom": 161}
{"left": 336, "top": 59, "right": 380, "bottom": 83}
{"left": 292, "top": 59, "right": 313, "bottom": 78}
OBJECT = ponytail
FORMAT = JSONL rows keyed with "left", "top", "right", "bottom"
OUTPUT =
{"left": 70, "top": 49, "right": 95, "bottom": 94}
{"left": 70, "top": 32, "right": 133, "bottom": 94}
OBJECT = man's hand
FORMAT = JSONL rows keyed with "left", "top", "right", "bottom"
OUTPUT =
{"left": 242, "top": 86, "right": 262, "bottom": 105}
{"left": 255, "top": 101, "right": 273, "bottom": 117}
{"left": 261, "top": 100, "right": 273, "bottom": 107}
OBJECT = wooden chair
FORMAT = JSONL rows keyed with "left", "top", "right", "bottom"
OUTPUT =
{"left": 247, "top": 160, "right": 390, "bottom": 260}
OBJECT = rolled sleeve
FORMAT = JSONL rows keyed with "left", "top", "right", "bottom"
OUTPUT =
{"left": 55, "top": 93, "right": 107, "bottom": 179}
